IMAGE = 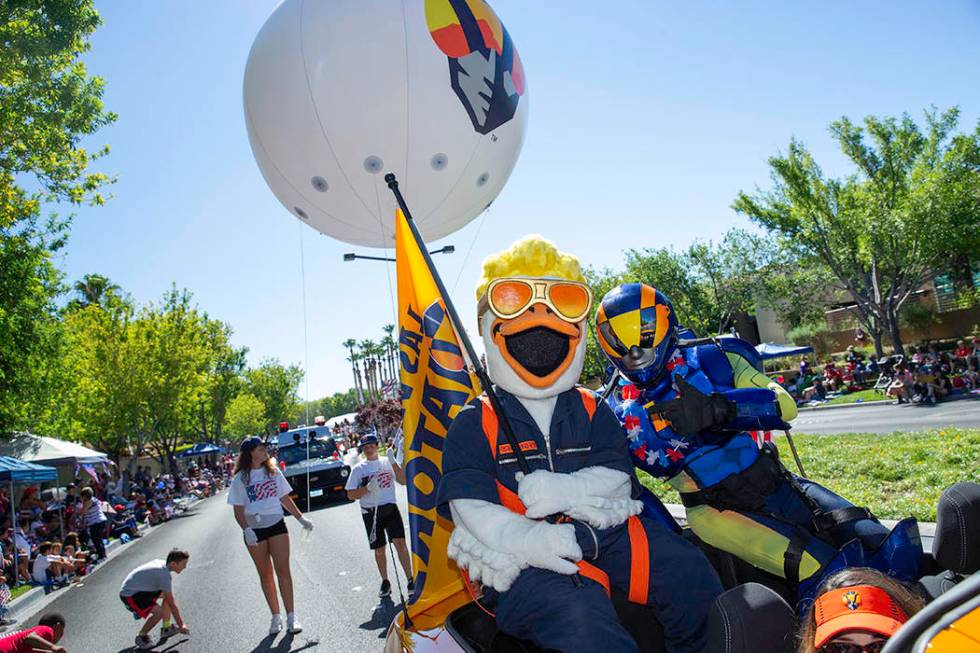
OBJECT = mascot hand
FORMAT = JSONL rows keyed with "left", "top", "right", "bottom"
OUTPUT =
{"left": 519, "top": 521, "right": 582, "bottom": 576}
{"left": 567, "top": 497, "right": 643, "bottom": 530}
{"left": 652, "top": 377, "right": 736, "bottom": 436}
{"left": 519, "top": 470, "right": 576, "bottom": 518}
{"left": 448, "top": 521, "right": 523, "bottom": 592}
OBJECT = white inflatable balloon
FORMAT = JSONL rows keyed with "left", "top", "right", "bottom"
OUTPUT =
{"left": 244, "top": 0, "right": 528, "bottom": 248}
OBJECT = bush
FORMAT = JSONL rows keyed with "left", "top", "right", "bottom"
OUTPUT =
{"left": 787, "top": 321, "right": 832, "bottom": 358}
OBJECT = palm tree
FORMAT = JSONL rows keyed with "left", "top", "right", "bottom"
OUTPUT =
{"left": 72, "top": 273, "right": 120, "bottom": 308}
{"left": 359, "top": 339, "right": 378, "bottom": 399}
{"left": 382, "top": 324, "right": 397, "bottom": 381}
{"left": 343, "top": 338, "right": 365, "bottom": 404}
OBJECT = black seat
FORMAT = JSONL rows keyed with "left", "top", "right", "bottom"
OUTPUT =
{"left": 918, "top": 482, "right": 980, "bottom": 599}
{"left": 705, "top": 583, "right": 796, "bottom": 653}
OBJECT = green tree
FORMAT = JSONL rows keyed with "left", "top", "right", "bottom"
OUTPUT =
{"left": 0, "top": 0, "right": 116, "bottom": 434}
{"left": 733, "top": 107, "right": 980, "bottom": 356}
{"left": 246, "top": 359, "right": 303, "bottom": 435}
{"left": 69, "top": 273, "right": 120, "bottom": 310}
{"left": 224, "top": 393, "right": 266, "bottom": 440}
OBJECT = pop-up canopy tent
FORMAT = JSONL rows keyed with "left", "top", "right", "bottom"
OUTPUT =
{"left": 0, "top": 456, "right": 58, "bottom": 587}
{"left": 755, "top": 342, "right": 814, "bottom": 361}
{"left": 176, "top": 443, "right": 226, "bottom": 459}
{"left": 0, "top": 433, "right": 108, "bottom": 467}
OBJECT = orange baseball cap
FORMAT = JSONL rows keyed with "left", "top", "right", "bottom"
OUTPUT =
{"left": 814, "top": 585, "right": 909, "bottom": 648}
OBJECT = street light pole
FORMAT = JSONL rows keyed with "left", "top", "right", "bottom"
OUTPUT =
{"left": 342, "top": 246, "right": 454, "bottom": 263}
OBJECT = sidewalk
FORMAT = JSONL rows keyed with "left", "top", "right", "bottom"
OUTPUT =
{"left": 3, "top": 496, "right": 204, "bottom": 626}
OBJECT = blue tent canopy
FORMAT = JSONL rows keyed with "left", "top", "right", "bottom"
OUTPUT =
{"left": 176, "top": 443, "right": 226, "bottom": 459}
{"left": 0, "top": 456, "right": 58, "bottom": 483}
{"left": 755, "top": 342, "right": 814, "bottom": 360}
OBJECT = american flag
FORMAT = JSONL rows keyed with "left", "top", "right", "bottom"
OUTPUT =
{"left": 0, "top": 583, "right": 11, "bottom": 605}
{"left": 381, "top": 378, "right": 399, "bottom": 400}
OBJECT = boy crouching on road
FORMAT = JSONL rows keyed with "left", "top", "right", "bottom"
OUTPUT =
{"left": 119, "top": 549, "right": 190, "bottom": 650}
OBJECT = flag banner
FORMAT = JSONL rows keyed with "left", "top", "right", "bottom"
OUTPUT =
{"left": 396, "top": 209, "right": 480, "bottom": 628}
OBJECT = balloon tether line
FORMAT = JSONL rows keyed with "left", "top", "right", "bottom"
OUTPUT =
{"left": 384, "top": 172, "right": 584, "bottom": 591}
{"left": 298, "top": 223, "right": 312, "bottom": 514}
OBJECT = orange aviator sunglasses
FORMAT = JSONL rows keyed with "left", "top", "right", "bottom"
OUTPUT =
{"left": 478, "top": 278, "right": 593, "bottom": 325}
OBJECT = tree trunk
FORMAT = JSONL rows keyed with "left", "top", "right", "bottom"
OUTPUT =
{"left": 883, "top": 305, "right": 905, "bottom": 356}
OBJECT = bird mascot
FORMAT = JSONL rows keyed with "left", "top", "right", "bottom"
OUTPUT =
{"left": 436, "top": 238, "right": 722, "bottom": 653}
{"left": 597, "top": 283, "right": 923, "bottom": 606}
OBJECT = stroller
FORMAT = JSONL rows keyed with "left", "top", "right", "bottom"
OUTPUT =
{"left": 873, "top": 354, "right": 905, "bottom": 389}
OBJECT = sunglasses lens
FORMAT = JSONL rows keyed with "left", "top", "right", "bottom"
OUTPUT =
{"left": 490, "top": 281, "right": 532, "bottom": 316}
{"left": 549, "top": 283, "right": 590, "bottom": 320}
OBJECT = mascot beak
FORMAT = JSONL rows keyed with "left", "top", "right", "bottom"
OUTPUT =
{"left": 490, "top": 303, "right": 583, "bottom": 388}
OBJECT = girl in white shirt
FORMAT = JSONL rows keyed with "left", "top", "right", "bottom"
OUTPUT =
{"left": 228, "top": 437, "right": 314, "bottom": 636}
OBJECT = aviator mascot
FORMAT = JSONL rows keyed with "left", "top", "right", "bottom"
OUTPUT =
{"left": 597, "top": 283, "right": 923, "bottom": 603}
{"left": 437, "top": 238, "right": 723, "bottom": 653}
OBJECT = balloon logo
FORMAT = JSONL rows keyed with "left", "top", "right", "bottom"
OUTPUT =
{"left": 425, "top": 0, "right": 526, "bottom": 135}
{"left": 243, "top": 0, "right": 529, "bottom": 249}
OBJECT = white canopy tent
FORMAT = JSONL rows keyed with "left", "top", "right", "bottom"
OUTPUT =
{"left": 0, "top": 432, "right": 109, "bottom": 466}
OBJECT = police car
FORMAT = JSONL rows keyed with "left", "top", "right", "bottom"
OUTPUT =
{"left": 275, "top": 422, "right": 351, "bottom": 504}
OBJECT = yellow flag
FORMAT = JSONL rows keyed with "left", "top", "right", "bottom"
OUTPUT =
{"left": 396, "top": 209, "right": 480, "bottom": 629}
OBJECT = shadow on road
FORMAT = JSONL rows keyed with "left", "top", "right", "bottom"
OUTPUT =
{"left": 114, "top": 635, "right": 188, "bottom": 652}
{"left": 247, "top": 632, "right": 320, "bottom": 653}
{"left": 359, "top": 597, "right": 397, "bottom": 638}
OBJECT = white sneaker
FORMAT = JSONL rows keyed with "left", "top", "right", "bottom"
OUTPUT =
{"left": 269, "top": 614, "right": 283, "bottom": 635}
{"left": 287, "top": 614, "right": 303, "bottom": 634}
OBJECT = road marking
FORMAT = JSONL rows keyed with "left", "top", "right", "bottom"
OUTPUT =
{"left": 338, "top": 571, "right": 347, "bottom": 576}
{"left": 352, "top": 586, "right": 363, "bottom": 592}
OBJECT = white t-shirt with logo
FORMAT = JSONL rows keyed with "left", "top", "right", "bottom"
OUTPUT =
{"left": 227, "top": 468, "right": 292, "bottom": 528}
{"left": 345, "top": 458, "right": 397, "bottom": 511}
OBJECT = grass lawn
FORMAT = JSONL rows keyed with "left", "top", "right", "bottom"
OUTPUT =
{"left": 824, "top": 388, "right": 886, "bottom": 405}
{"left": 638, "top": 428, "right": 980, "bottom": 522}
{"left": 9, "top": 583, "right": 34, "bottom": 601}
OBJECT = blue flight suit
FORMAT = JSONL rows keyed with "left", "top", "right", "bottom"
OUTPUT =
{"left": 609, "top": 341, "right": 921, "bottom": 600}
{"left": 437, "top": 387, "right": 722, "bottom": 653}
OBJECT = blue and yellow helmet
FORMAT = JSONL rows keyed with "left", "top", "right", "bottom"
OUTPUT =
{"left": 595, "top": 283, "right": 678, "bottom": 385}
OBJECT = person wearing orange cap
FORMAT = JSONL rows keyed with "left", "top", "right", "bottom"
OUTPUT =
{"left": 799, "top": 568, "right": 925, "bottom": 653}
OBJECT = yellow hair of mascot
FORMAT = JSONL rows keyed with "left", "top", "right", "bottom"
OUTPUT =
{"left": 476, "top": 235, "right": 586, "bottom": 300}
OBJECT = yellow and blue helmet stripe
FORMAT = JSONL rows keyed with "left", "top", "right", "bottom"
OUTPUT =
{"left": 596, "top": 283, "right": 678, "bottom": 384}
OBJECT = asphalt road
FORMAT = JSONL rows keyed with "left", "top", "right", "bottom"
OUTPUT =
{"left": 16, "top": 489, "right": 411, "bottom": 652}
{"left": 791, "top": 395, "right": 980, "bottom": 434}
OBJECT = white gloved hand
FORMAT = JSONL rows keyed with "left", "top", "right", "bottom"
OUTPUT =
{"left": 448, "top": 499, "right": 582, "bottom": 585}
{"left": 518, "top": 467, "right": 641, "bottom": 530}
{"left": 298, "top": 516, "right": 315, "bottom": 531}
{"left": 366, "top": 477, "right": 380, "bottom": 494}
{"left": 243, "top": 527, "right": 258, "bottom": 547}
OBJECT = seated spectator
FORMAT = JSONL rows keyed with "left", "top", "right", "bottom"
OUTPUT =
{"left": 798, "top": 567, "right": 924, "bottom": 653}
{"left": 912, "top": 371, "right": 938, "bottom": 404}
{"left": 108, "top": 505, "right": 141, "bottom": 541}
{"left": 934, "top": 371, "right": 953, "bottom": 398}
{"left": 17, "top": 488, "right": 44, "bottom": 523}
{"left": 0, "top": 572, "right": 14, "bottom": 626}
{"left": 803, "top": 378, "right": 827, "bottom": 402}
{"left": 911, "top": 345, "right": 928, "bottom": 367}
{"left": 30, "top": 543, "right": 69, "bottom": 586}
{"left": 61, "top": 545, "right": 88, "bottom": 576}
{"left": 953, "top": 339, "right": 971, "bottom": 370}
{"left": 886, "top": 376, "right": 911, "bottom": 404}
{"left": 928, "top": 343, "right": 949, "bottom": 369}
{"left": 823, "top": 359, "right": 844, "bottom": 391}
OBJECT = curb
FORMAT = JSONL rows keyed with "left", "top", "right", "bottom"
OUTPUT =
{"left": 798, "top": 399, "right": 892, "bottom": 412}
{"left": 4, "top": 497, "right": 204, "bottom": 623}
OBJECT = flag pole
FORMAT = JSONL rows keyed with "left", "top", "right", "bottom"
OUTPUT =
{"left": 386, "top": 173, "right": 585, "bottom": 590}
{"left": 385, "top": 173, "right": 530, "bottom": 474}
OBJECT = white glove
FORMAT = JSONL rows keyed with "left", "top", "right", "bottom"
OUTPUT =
{"left": 449, "top": 499, "right": 582, "bottom": 587}
{"left": 388, "top": 432, "right": 405, "bottom": 467}
{"left": 518, "top": 467, "right": 642, "bottom": 530}
{"left": 366, "top": 477, "right": 380, "bottom": 494}
{"left": 298, "top": 516, "right": 314, "bottom": 531}
{"left": 243, "top": 527, "right": 258, "bottom": 547}
{"left": 448, "top": 520, "right": 523, "bottom": 592}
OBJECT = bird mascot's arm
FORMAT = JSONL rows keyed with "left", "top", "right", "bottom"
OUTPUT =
{"left": 517, "top": 467, "right": 641, "bottom": 530}
{"left": 448, "top": 499, "right": 582, "bottom": 592}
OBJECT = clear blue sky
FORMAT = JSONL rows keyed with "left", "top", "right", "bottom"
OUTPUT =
{"left": 65, "top": 1, "right": 980, "bottom": 400}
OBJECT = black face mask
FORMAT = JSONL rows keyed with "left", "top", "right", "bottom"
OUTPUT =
{"left": 502, "top": 326, "right": 570, "bottom": 378}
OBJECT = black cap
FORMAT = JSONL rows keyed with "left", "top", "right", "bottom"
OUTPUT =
{"left": 359, "top": 434, "right": 379, "bottom": 447}
{"left": 240, "top": 437, "right": 266, "bottom": 454}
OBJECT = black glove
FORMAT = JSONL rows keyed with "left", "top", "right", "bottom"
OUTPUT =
{"left": 650, "top": 377, "right": 736, "bottom": 436}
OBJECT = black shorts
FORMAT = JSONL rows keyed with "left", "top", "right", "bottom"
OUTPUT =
{"left": 121, "top": 591, "right": 162, "bottom": 619}
{"left": 361, "top": 503, "right": 405, "bottom": 549}
{"left": 246, "top": 518, "right": 288, "bottom": 545}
